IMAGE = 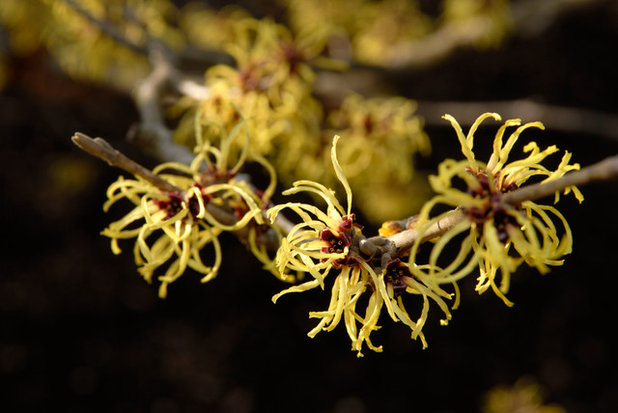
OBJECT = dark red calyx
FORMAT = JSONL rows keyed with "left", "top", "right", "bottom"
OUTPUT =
{"left": 384, "top": 258, "right": 412, "bottom": 297}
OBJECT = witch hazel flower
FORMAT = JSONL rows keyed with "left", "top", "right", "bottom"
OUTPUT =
{"left": 267, "top": 135, "right": 452, "bottom": 355}
{"left": 102, "top": 120, "right": 275, "bottom": 298}
{"left": 409, "top": 112, "right": 583, "bottom": 305}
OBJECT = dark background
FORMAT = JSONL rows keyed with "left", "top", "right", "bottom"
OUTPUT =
{"left": 1, "top": 1, "right": 618, "bottom": 412}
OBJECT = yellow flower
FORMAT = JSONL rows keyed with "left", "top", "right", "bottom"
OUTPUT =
{"left": 441, "top": 0, "right": 512, "bottom": 49}
{"left": 268, "top": 135, "right": 380, "bottom": 354}
{"left": 171, "top": 16, "right": 326, "bottom": 179}
{"left": 410, "top": 113, "right": 583, "bottom": 305}
{"left": 378, "top": 257, "right": 457, "bottom": 349}
{"left": 102, "top": 120, "right": 277, "bottom": 297}
{"left": 325, "top": 93, "right": 431, "bottom": 222}
{"left": 268, "top": 135, "right": 450, "bottom": 355}
{"left": 327, "top": 93, "right": 429, "bottom": 183}
{"left": 2, "top": 0, "right": 185, "bottom": 90}
{"left": 483, "top": 377, "right": 566, "bottom": 413}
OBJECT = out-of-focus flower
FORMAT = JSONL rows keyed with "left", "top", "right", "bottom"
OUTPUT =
{"left": 172, "top": 16, "right": 325, "bottom": 174}
{"left": 350, "top": 0, "right": 432, "bottom": 65}
{"left": 328, "top": 93, "right": 429, "bottom": 182}
{"left": 0, "top": 0, "right": 184, "bottom": 90}
{"left": 483, "top": 377, "right": 566, "bottom": 413}
{"left": 102, "top": 121, "right": 278, "bottom": 297}
{"left": 178, "top": 3, "right": 250, "bottom": 52}
{"left": 325, "top": 93, "right": 431, "bottom": 222}
{"left": 410, "top": 113, "right": 583, "bottom": 305}
{"left": 441, "top": 0, "right": 512, "bottom": 49}
{"left": 283, "top": 0, "right": 431, "bottom": 65}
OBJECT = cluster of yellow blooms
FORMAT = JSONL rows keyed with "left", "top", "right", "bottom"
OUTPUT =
{"left": 102, "top": 120, "right": 284, "bottom": 298}
{"left": 268, "top": 136, "right": 452, "bottom": 355}
{"left": 284, "top": 0, "right": 511, "bottom": 65}
{"left": 3, "top": 0, "right": 505, "bottom": 222}
{"left": 267, "top": 114, "right": 581, "bottom": 355}
{"left": 1, "top": 1, "right": 584, "bottom": 355}
{"left": 1, "top": 0, "right": 514, "bottom": 86}
{"left": 97, "top": 110, "right": 580, "bottom": 356}
{"left": 170, "top": 11, "right": 429, "bottom": 222}
{"left": 409, "top": 113, "right": 583, "bottom": 306}
{"left": 0, "top": 0, "right": 181, "bottom": 90}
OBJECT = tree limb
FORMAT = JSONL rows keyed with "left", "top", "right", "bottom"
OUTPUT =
{"left": 71, "top": 132, "right": 181, "bottom": 194}
{"left": 361, "top": 154, "right": 618, "bottom": 264}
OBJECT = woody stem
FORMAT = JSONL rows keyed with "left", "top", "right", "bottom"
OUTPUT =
{"left": 71, "top": 132, "right": 182, "bottom": 194}
{"left": 361, "top": 154, "right": 618, "bottom": 263}
{"left": 71, "top": 132, "right": 239, "bottom": 226}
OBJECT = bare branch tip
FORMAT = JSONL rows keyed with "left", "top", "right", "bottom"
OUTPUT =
{"left": 71, "top": 131, "right": 90, "bottom": 145}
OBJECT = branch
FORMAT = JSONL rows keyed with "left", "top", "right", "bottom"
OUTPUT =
{"left": 71, "top": 132, "right": 181, "bottom": 194}
{"left": 417, "top": 100, "right": 618, "bottom": 142}
{"left": 72, "top": 132, "right": 293, "bottom": 250}
{"left": 130, "top": 41, "right": 196, "bottom": 164}
{"left": 361, "top": 154, "right": 618, "bottom": 264}
{"left": 503, "top": 154, "right": 618, "bottom": 205}
{"left": 62, "top": 0, "right": 210, "bottom": 164}
{"left": 62, "top": 0, "right": 232, "bottom": 67}
{"left": 72, "top": 132, "right": 238, "bottom": 227}
{"left": 383, "top": 0, "right": 602, "bottom": 70}
{"left": 62, "top": 0, "right": 147, "bottom": 54}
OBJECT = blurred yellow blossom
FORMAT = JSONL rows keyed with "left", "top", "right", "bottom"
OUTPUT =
{"left": 0, "top": 0, "right": 185, "bottom": 90}
{"left": 172, "top": 15, "right": 324, "bottom": 166}
{"left": 283, "top": 0, "right": 431, "bottom": 65}
{"left": 441, "top": 0, "right": 512, "bottom": 49}
{"left": 325, "top": 93, "right": 430, "bottom": 221}
{"left": 483, "top": 377, "right": 566, "bottom": 413}
{"left": 328, "top": 93, "right": 430, "bottom": 182}
{"left": 178, "top": 3, "right": 250, "bottom": 52}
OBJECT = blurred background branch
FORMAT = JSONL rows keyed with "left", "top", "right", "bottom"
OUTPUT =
{"left": 416, "top": 99, "right": 618, "bottom": 141}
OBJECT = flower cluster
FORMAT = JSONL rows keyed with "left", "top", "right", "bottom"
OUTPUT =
{"left": 0, "top": 0, "right": 185, "bottom": 90}
{"left": 102, "top": 121, "right": 281, "bottom": 298}
{"left": 284, "top": 0, "right": 430, "bottom": 65}
{"left": 410, "top": 113, "right": 583, "bottom": 305}
{"left": 268, "top": 136, "right": 453, "bottom": 356}
{"left": 483, "top": 377, "right": 566, "bottom": 413}
{"left": 325, "top": 93, "right": 430, "bottom": 222}
{"left": 442, "top": 0, "right": 512, "bottom": 49}
{"left": 172, "top": 15, "right": 326, "bottom": 154}
{"left": 169, "top": 13, "right": 429, "bottom": 225}
{"left": 284, "top": 0, "right": 510, "bottom": 66}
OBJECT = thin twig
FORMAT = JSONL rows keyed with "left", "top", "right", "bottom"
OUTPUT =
{"left": 63, "top": 0, "right": 209, "bottom": 164}
{"left": 386, "top": 210, "right": 466, "bottom": 256}
{"left": 62, "top": 0, "right": 232, "bottom": 67}
{"left": 503, "top": 154, "right": 618, "bottom": 204}
{"left": 62, "top": 0, "right": 147, "bottom": 54}
{"left": 72, "top": 132, "right": 293, "bottom": 250}
{"left": 72, "top": 132, "right": 181, "bottom": 194}
{"left": 132, "top": 41, "right": 196, "bottom": 165}
{"left": 72, "top": 132, "right": 239, "bottom": 226}
{"left": 361, "top": 154, "right": 618, "bottom": 264}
